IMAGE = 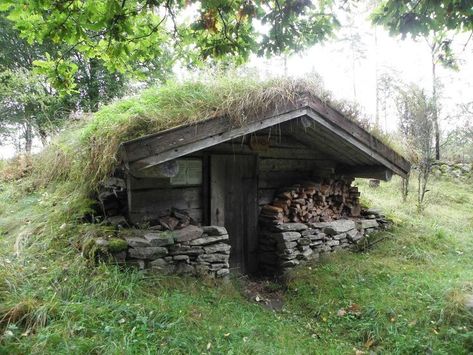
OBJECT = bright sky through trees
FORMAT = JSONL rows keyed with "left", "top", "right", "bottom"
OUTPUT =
{"left": 250, "top": 10, "right": 473, "bottom": 133}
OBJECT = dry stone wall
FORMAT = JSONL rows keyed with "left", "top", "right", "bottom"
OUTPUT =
{"left": 107, "top": 225, "right": 230, "bottom": 278}
{"left": 431, "top": 161, "right": 473, "bottom": 180}
{"left": 259, "top": 209, "right": 389, "bottom": 274}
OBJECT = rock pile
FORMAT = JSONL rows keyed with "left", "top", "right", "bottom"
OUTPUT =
{"left": 110, "top": 225, "right": 230, "bottom": 278}
{"left": 258, "top": 217, "right": 386, "bottom": 274}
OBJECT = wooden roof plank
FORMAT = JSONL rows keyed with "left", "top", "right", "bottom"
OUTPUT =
{"left": 128, "top": 108, "right": 308, "bottom": 170}
{"left": 304, "top": 110, "right": 407, "bottom": 177}
{"left": 306, "top": 97, "right": 410, "bottom": 173}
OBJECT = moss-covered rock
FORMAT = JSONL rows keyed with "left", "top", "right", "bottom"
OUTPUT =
{"left": 107, "top": 238, "right": 128, "bottom": 253}
{"left": 82, "top": 237, "right": 127, "bottom": 260}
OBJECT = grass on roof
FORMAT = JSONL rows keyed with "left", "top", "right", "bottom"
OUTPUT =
{"left": 0, "top": 72, "right": 404, "bottom": 209}
{"left": 13, "top": 74, "right": 327, "bottom": 189}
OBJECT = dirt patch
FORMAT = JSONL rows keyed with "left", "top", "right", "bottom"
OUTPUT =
{"left": 242, "top": 278, "right": 285, "bottom": 311}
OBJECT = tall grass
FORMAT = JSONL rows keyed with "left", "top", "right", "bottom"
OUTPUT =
{"left": 1, "top": 175, "right": 473, "bottom": 353}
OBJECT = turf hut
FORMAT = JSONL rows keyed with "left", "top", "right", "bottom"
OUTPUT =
{"left": 98, "top": 79, "right": 410, "bottom": 277}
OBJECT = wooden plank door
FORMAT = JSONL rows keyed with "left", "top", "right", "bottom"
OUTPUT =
{"left": 210, "top": 155, "right": 258, "bottom": 274}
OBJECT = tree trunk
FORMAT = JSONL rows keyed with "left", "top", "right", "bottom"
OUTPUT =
{"left": 352, "top": 47, "right": 357, "bottom": 99}
{"left": 431, "top": 50, "right": 440, "bottom": 160}
{"left": 87, "top": 58, "right": 100, "bottom": 112}
{"left": 24, "top": 120, "right": 33, "bottom": 154}
{"left": 401, "top": 173, "right": 409, "bottom": 202}
{"left": 374, "top": 28, "right": 380, "bottom": 129}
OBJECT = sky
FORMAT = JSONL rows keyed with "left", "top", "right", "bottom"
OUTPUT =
{"left": 1, "top": 5, "right": 472, "bottom": 159}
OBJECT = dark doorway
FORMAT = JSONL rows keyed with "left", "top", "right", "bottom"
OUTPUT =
{"left": 210, "top": 154, "right": 258, "bottom": 274}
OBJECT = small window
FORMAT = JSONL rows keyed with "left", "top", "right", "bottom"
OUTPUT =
{"left": 170, "top": 159, "right": 202, "bottom": 186}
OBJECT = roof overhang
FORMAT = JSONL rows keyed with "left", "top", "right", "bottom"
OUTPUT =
{"left": 119, "top": 96, "right": 411, "bottom": 179}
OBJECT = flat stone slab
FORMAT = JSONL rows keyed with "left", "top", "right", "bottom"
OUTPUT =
{"left": 128, "top": 246, "right": 168, "bottom": 259}
{"left": 149, "top": 258, "right": 167, "bottom": 267}
{"left": 311, "top": 220, "right": 356, "bottom": 235}
{"left": 299, "top": 248, "right": 314, "bottom": 260}
{"left": 309, "top": 232, "right": 325, "bottom": 241}
{"left": 364, "top": 208, "right": 384, "bottom": 217}
{"left": 189, "top": 234, "right": 229, "bottom": 246}
{"left": 175, "top": 263, "right": 194, "bottom": 275}
{"left": 209, "top": 262, "right": 229, "bottom": 271}
{"left": 173, "top": 255, "right": 190, "bottom": 262}
{"left": 202, "top": 226, "right": 228, "bottom": 236}
{"left": 204, "top": 243, "right": 231, "bottom": 254}
{"left": 197, "top": 253, "right": 229, "bottom": 263}
{"left": 173, "top": 225, "right": 203, "bottom": 243}
{"left": 333, "top": 233, "right": 347, "bottom": 240}
{"left": 144, "top": 233, "right": 174, "bottom": 247}
{"left": 124, "top": 236, "right": 151, "bottom": 248}
{"left": 357, "top": 219, "right": 379, "bottom": 230}
{"left": 169, "top": 245, "right": 204, "bottom": 255}
{"left": 271, "top": 231, "right": 301, "bottom": 242}
{"left": 272, "top": 223, "right": 308, "bottom": 232}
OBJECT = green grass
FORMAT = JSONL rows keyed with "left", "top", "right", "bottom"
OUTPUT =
{"left": 1, "top": 175, "right": 473, "bottom": 354}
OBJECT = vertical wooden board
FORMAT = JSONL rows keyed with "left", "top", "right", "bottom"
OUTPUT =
{"left": 228, "top": 156, "right": 243, "bottom": 272}
{"left": 210, "top": 155, "right": 226, "bottom": 226}
{"left": 202, "top": 154, "right": 210, "bottom": 225}
{"left": 210, "top": 154, "right": 258, "bottom": 274}
{"left": 242, "top": 156, "right": 258, "bottom": 273}
{"left": 126, "top": 174, "right": 132, "bottom": 221}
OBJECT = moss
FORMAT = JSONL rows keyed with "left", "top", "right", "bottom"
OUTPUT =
{"left": 107, "top": 238, "right": 128, "bottom": 253}
{"left": 82, "top": 237, "right": 127, "bottom": 259}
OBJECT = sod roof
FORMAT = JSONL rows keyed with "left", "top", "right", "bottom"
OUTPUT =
{"left": 19, "top": 74, "right": 410, "bottom": 191}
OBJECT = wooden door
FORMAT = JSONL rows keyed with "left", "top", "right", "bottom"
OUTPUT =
{"left": 210, "top": 155, "right": 258, "bottom": 274}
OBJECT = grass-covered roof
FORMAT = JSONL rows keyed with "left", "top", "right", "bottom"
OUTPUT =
{"left": 2, "top": 73, "right": 399, "bottom": 193}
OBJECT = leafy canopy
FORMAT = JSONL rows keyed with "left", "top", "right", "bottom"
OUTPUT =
{"left": 372, "top": 0, "right": 473, "bottom": 37}
{"left": 0, "top": 16, "right": 132, "bottom": 151}
{"left": 1, "top": 0, "right": 339, "bottom": 92}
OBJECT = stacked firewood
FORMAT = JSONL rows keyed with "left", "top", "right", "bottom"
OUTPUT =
{"left": 260, "top": 179, "right": 361, "bottom": 224}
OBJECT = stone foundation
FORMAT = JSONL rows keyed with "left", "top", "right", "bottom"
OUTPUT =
{"left": 95, "top": 225, "right": 231, "bottom": 278}
{"left": 258, "top": 209, "right": 389, "bottom": 274}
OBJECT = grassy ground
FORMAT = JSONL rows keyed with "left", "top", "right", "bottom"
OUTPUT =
{"left": 1, "top": 175, "right": 472, "bottom": 354}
